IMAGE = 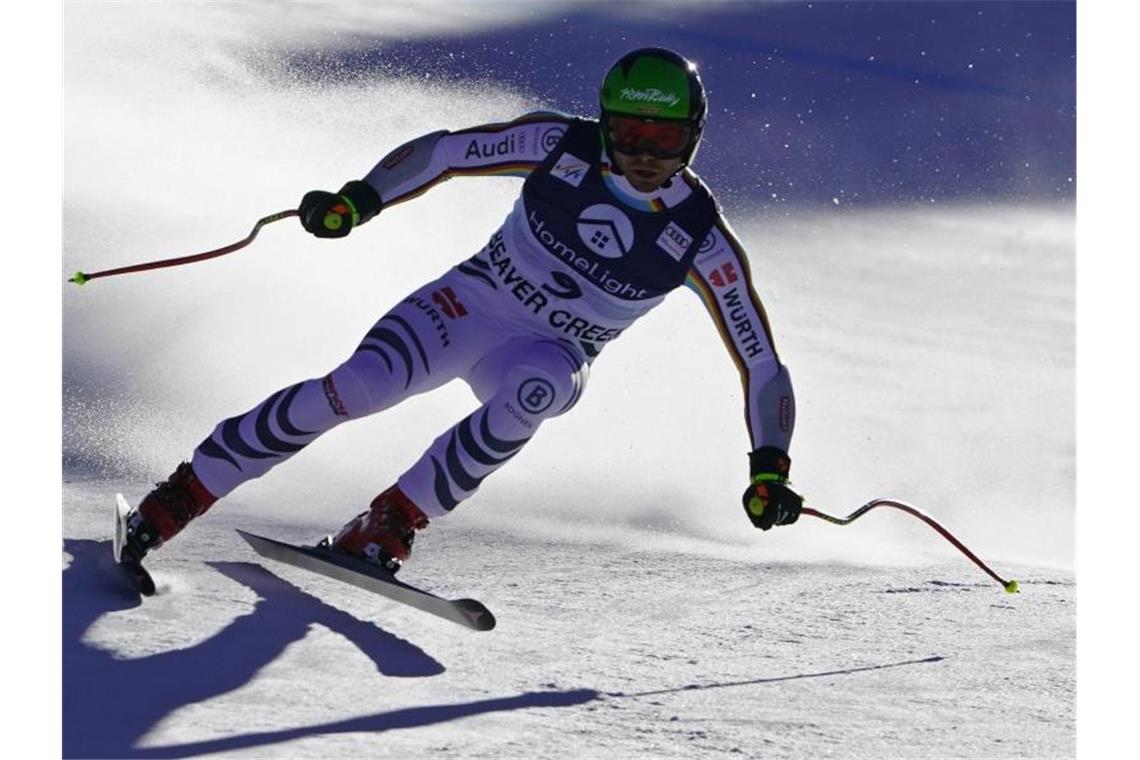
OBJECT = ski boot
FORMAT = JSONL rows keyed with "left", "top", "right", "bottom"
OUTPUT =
{"left": 323, "top": 485, "right": 429, "bottom": 573}
{"left": 123, "top": 462, "right": 218, "bottom": 562}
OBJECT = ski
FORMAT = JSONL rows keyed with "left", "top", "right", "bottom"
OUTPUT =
{"left": 113, "top": 494, "right": 156, "bottom": 596}
{"left": 235, "top": 529, "right": 496, "bottom": 632}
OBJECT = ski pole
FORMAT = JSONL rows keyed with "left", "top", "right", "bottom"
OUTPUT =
{"left": 802, "top": 499, "right": 1019, "bottom": 593}
{"left": 68, "top": 209, "right": 299, "bottom": 286}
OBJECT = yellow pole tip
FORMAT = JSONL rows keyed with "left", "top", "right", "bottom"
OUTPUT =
{"left": 70, "top": 271, "right": 89, "bottom": 286}
{"left": 1004, "top": 579, "right": 1020, "bottom": 594}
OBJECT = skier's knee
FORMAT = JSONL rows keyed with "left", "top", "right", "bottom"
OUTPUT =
{"left": 504, "top": 341, "right": 589, "bottom": 421}
{"left": 325, "top": 353, "right": 387, "bottom": 417}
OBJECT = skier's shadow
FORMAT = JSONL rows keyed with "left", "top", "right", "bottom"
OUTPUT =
{"left": 63, "top": 539, "right": 946, "bottom": 758}
{"left": 62, "top": 538, "right": 593, "bottom": 758}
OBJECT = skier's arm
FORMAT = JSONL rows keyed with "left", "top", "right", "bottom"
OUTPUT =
{"left": 298, "top": 112, "right": 572, "bottom": 238}
{"left": 684, "top": 214, "right": 802, "bottom": 530}
{"left": 362, "top": 111, "right": 572, "bottom": 209}
{"left": 684, "top": 217, "right": 794, "bottom": 454}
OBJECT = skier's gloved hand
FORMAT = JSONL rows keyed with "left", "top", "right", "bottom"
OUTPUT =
{"left": 741, "top": 446, "right": 803, "bottom": 530}
{"left": 299, "top": 180, "right": 383, "bottom": 239}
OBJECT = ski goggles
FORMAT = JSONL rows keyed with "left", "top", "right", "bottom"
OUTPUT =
{"left": 605, "top": 114, "right": 695, "bottom": 159}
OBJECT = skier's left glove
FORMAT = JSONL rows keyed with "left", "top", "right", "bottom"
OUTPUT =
{"left": 299, "top": 180, "right": 383, "bottom": 239}
{"left": 741, "top": 446, "right": 803, "bottom": 530}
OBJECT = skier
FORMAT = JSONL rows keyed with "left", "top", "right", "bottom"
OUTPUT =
{"left": 121, "top": 47, "right": 803, "bottom": 573}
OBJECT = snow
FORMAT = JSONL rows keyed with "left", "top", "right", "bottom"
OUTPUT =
{"left": 57, "top": 3, "right": 1077, "bottom": 758}
{"left": 65, "top": 474, "right": 1073, "bottom": 758}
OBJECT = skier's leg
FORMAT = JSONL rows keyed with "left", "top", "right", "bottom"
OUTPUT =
{"left": 127, "top": 275, "right": 489, "bottom": 556}
{"left": 329, "top": 336, "right": 589, "bottom": 571}
{"left": 189, "top": 349, "right": 423, "bottom": 501}
{"left": 399, "top": 337, "right": 590, "bottom": 517}
{"left": 190, "top": 310, "right": 461, "bottom": 499}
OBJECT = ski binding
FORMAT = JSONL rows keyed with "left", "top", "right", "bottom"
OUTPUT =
{"left": 112, "top": 494, "right": 156, "bottom": 596}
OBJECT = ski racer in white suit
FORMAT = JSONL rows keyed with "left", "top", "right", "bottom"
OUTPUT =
{"left": 122, "top": 47, "right": 803, "bottom": 573}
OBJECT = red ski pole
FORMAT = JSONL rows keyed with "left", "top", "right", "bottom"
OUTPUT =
{"left": 68, "top": 209, "right": 299, "bottom": 286}
{"left": 802, "top": 499, "right": 1020, "bottom": 593}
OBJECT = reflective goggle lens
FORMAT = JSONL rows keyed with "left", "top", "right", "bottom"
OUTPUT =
{"left": 607, "top": 115, "right": 693, "bottom": 158}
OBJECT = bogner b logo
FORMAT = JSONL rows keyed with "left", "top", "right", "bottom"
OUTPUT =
{"left": 552, "top": 152, "right": 589, "bottom": 187}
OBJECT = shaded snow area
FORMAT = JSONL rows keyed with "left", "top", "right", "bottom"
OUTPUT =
{"left": 64, "top": 478, "right": 1073, "bottom": 759}
{"left": 61, "top": 3, "right": 1075, "bottom": 758}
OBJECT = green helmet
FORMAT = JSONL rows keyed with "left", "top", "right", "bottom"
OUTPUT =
{"left": 599, "top": 47, "right": 708, "bottom": 168}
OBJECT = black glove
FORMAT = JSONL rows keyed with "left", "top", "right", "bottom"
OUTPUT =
{"left": 741, "top": 446, "right": 803, "bottom": 530}
{"left": 299, "top": 180, "right": 383, "bottom": 238}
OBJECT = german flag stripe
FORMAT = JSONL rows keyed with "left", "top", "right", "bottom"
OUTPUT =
{"left": 684, "top": 268, "right": 755, "bottom": 442}
{"left": 383, "top": 162, "right": 540, "bottom": 208}
{"left": 684, "top": 269, "right": 746, "bottom": 377}
{"left": 713, "top": 218, "right": 780, "bottom": 361}
{"left": 450, "top": 163, "right": 539, "bottom": 177}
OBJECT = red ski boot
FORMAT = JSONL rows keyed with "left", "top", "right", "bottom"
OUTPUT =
{"left": 124, "top": 462, "right": 218, "bottom": 561}
{"left": 328, "top": 485, "right": 429, "bottom": 573}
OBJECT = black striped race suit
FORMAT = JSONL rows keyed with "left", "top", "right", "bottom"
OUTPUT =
{"left": 190, "top": 112, "right": 795, "bottom": 517}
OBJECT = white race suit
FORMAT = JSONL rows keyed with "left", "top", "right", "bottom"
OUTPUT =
{"left": 189, "top": 112, "right": 796, "bottom": 519}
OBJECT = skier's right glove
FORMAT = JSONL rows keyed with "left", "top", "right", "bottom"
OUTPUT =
{"left": 742, "top": 446, "right": 803, "bottom": 530}
{"left": 299, "top": 180, "right": 383, "bottom": 239}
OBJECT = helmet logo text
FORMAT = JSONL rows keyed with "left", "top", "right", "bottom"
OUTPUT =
{"left": 619, "top": 87, "right": 681, "bottom": 108}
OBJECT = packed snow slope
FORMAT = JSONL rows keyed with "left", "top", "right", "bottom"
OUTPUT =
{"left": 63, "top": 3, "right": 1074, "bottom": 758}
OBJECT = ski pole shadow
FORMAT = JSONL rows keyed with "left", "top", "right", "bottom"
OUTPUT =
{"left": 604, "top": 655, "right": 946, "bottom": 699}
{"left": 129, "top": 688, "right": 602, "bottom": 758}
{"left": 62, "top": 538, "right": 447, "bottom": 758}
{"left": 123, "top": 654, "right": 946, "bottom": 757}
{"left": 64, "top": 537, "right": 947, "bottom": 758}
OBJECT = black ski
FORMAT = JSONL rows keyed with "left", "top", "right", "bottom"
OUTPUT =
{"left": 235, "top": 530, "right": 496, "bottom": 632}
{"left": 113, "top": 494, "right": 156, "bottom": 596}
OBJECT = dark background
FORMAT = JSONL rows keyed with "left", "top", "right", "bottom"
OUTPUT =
{"left": 276, "top": 1, "right": 1076, "bottom": 208}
